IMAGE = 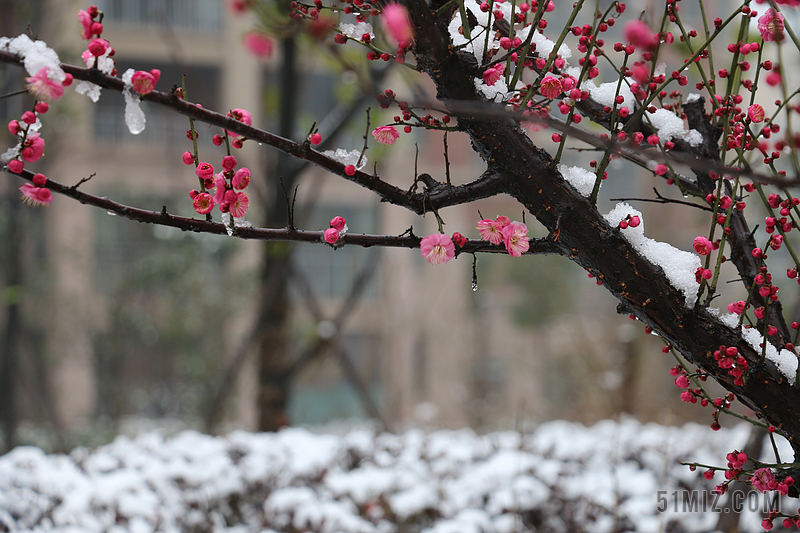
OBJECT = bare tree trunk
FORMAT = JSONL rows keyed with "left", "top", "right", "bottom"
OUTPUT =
{"left": 256, "top": 36, "right": 298, "bottom": 432}
{"left": 0, "top": 193, "right": 21, "bottom": 452}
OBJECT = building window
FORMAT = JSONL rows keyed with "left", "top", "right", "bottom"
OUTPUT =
{"left": 93, "top": 61, "right": 220, "bottom": 144}
{"left": 96, "top": 0, "right": 222, "bottom": 31}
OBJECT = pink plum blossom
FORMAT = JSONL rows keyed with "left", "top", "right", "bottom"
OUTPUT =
{"left": 310, "top": 133, "right": 322, "bottom": 145}
{"left": 21, "top": 133, "right": 45, "bottom": 163}
{"left": 502, "top": 221, "right": 530, "bottom": 257}
{"left": 87, "top": 38, "right": 109, "bottom": 57}
{"left": 330, "top": 216, "right": 347, "bottom": 231}
{"left": 196, "top": 162, "right": 215, "bottom": 178}
{"left": 182, "top": 151, "right": 195, "bottom": 165}
{"left": 759, "top": 9, "right": 785, "bottom": 42}
{"left": 7, "top": 159, "right": 24, "bottom": 173}
{"left": 192, "top": 192, "right": 215, "bottom": 214}
{"left": 19, "top": 183, "right": 53, "bottom": 206}
{"left": 477, "top": 216, "right": 510, "bottom": 245}
{"left": 226, "top": 108, "right": 253, "bottom": 138}
{"left": 229, "top": 191, "right": 250, "bottom": 218}
{"left": 728, "top": 301, "right": 746, "bottom": 315}
{"left": 26, "top": 68, "right": 65, "bottom": 101}
{"left": 78, "top": 9, "right": 94, "bottom": 40}
{"left": 382, "top": 3, "right": 413, "bottom": 44}
{"left": 222, "top": 155, "right": 237, "bottom": 170}
{"left": 693, "top": 236, "right": 713, "bottom": 255}
{"left": 751, "top": 468, "right": 777, "bottom": 492}
{"left": 244, "top": 31, "right": 274, "bottom": 58}
{"left": 232, "top": 167, "right": 251, "bottom": 190}
{"left": 420, "top": 233, "right": 455, "bottom": 265}
{"left": 131, "top": 70, "right": 157, "bottom": 95}
{"left": 482, "top": 63, "right": 505, "bottom": 86}
{"left": 623, "top": 20, "right": 658, "bottom": 50}
{"left": 324, "top": 228, "right": 340, "bottom": 244}
{"left": 372, "top": 125, "right": 400, "bottom": 145}
{"left": 539, "top": 76, "right": 563, "bottom": 99}
{"left": 748, "top": 104, "right": 765, "bottom": 123}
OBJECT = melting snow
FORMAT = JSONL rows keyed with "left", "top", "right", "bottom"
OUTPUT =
{"left": 322, "top": 149, "right": 368, "bottom": 170}
{"left": 604, "top": 203, "right": 701, "bottom": 307}
{"left": 121, "top": 69, "right": 146, "bottom": 135}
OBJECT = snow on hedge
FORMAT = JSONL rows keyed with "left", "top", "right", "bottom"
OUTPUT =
{"left": 0, "top": 419, "right": 774, "bottom": 533}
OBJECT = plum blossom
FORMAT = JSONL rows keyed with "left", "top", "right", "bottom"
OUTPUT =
{"left": 21, "top": 133, "right": 45, "bottom": 163}
{"left": 229, "top": 191, "right": 250, "bottom": 218}
{"left": 26, "top": 68, "right": 65, "bottom": 100}
{"left": 420, "top": 233, "right": 455, "bottom": 265}
{"left": 728, "top": 301, "right": 746, "bottom": 315}
{"left": 539, "top": 76, "right": 563, "bottom": 99}
{"left": 748, "top": 104, "right": 765, "bottom": 123}
{"left": 226, "top": 108, "right": 253, "bottom": 139}
{"left": 232, "top": 167, "right": 251, "bottom": 190}
{"left": 751, "top": 468, "right": 777, "bottom": 492}
{"left": 759, "top": 9, "right": 785, "bottom": 42}
{"left": 502, "top": 222, "right": 530, "bottom": 257}
{"left": 19, "top": 182, "right": 53, "bottom": 206}
{"left": 372, "top": 125, "right": 400, "bottom": 145}
{"left": 77, "top": 9, "right": 94, "bottom": 40}
{"left": 131, "top": 70, "right": 159, "bottom": 95}
{"left": 382, "top": 3, "right": 413, "bottom": 44}
{"left": 693, "top": 236, "right": 713, "bottom": 255}
{"left": 477, "top": 216, "right": 510, "bottom": 245}
{"left": 623, "top": 20, "right": 658, "bottom": 50}
{"left": 324, "top": 228, "right": 340, "bottom": 244}
{"left": 192, "top": 192, "right": 215, "bottom": 214}
{"left": 482, "top": 63, "right": 505, "bottom": 86}
{"left": 243, "top": 31, "right": 274, "bottom": 58}
{"left": 330, "top": 216, "right": 346, "bottom": 231}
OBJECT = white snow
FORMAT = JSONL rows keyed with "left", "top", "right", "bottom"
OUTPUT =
{"left": 0, "top": 34, "right": 66, "bottom": 83}
{"left": 686, "top": 93, "right": 701, "bottom": 103}
{"left": 338, "top": 22, "right": 374, "bottom": 41}
{"left": 220, "top": 213, "right": 252, "bottom": 236}
{"left": 474, "top": 76, "right": 511, "bottom": 103}
{"left": 0, "top": 419, "right": 776, "bottom": 533}
{"left": 648, "top": 108, "right": 701, "bottom": 146}
{"left": 604, "top": 203, "right": 701, "bottom": 307}
{"left": 121, "top": 69, "right": 146, "bottom": 135}
{"left": 447, "top": 0, "right": 570, "bottom": 64}
{"left": 558, "top": 164, "right": 598, "bottom": 197}
{"left": 322, "top": 149, "right": 368, "bottom": 170}
{"left": 582, "top": 78, "right": 637, "bottom": 112}
{"left": 741, "top": 325, "right": 798, "bottom": 385}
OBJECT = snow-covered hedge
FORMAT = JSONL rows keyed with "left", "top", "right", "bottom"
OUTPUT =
{"left": 0, "top": 419, "right": 775, "bottom": 532}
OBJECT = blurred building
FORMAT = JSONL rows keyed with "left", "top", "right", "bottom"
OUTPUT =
{"left": 0, "top": 0, "right": 709, "bottom": 449}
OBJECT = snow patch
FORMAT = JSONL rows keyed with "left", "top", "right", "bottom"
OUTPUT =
{"left": 558, "top": 164, "right": 598, "bottom": 197}
{"left": 741, "top": 326, "right": 798, "bottom": 385}
{"left": 121, "top": 69, "right": 146, "bottom": 135}
{"left": 322, "top": 149, "right": 368, "bottom": 170}
{"left": 339, "top": 22, "right": 374, "bottom": 41}
{"left": 0, "top": 34, "right": 66, "bottom": 83}
{"left": 474, "top": 77, "right": 511, "bottom": 103}
{"left": 604, "top": 203, "right": 701, "bottom": 307}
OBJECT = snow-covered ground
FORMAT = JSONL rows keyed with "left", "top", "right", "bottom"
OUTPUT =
{"left": 0, "top": 419, "right": 786, "bottom": 533}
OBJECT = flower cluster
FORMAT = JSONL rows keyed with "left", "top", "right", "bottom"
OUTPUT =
{"left": 186, "top": 154, "right": 251, "bottom": 220}
{"left": 323, "top": 216, "right": 348, "bottom": 244}
{"left": 477, "top": 216, "right": 530, "bottom": 256}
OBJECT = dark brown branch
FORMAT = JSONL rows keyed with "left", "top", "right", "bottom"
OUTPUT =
{"left": 4, "top": 167, "right": 560, "bottom": 257}
{"left": 0, "top": 50, "right": 506, "bottom": 214}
